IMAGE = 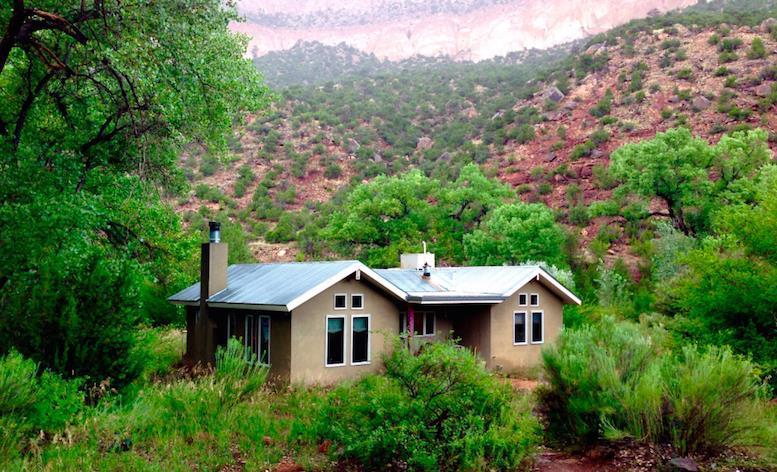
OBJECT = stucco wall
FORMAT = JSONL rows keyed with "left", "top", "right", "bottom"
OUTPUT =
{"left": 487, "top": 280, "right": 563, "bottom": 373}
{"left": 289, "top": 276, "right": 401, "bottom": 385}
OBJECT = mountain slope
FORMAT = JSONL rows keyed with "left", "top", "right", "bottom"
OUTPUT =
{"left": 235, "top": 0, "right": 698, "bottom": 61}
{"left": 179, "top": 2, "right": 777, "bottom": 263}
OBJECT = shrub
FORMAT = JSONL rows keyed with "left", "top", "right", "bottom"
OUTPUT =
{"left": 748, "top": 37, "right": 767, "bottom": 59}
{"left": 0, "top": 351, "right": 83, "bottom": 461}
{"left": 676, "top": 68, "right": 693, "bottom": 80}
{"left": 714, "top": 66, "right": 729, "bottom": 77}
{"left": 589, "top": 90, "right": 613, "bottom": 118}
{"left": 538, "top": 318, "right": 775, "bottom": 455}
{"left": 718, "top": 51, "right": 738, "bottom": 64}
{"left": 324, "top": 162, "right": 342, "bottom": 179}
{"left": 316, "top": 339, "right": 540, "bottom": 470}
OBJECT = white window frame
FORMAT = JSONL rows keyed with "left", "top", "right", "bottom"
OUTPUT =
{"left": 350, "top": 314, "right": 371, "bottom": 366}
{"left": 333, "top": 293, "right": 348, "bottom": 310}
{"left": 351, "top": 293, "right": 364, "bottom": 310}
{"left": 399, "top": 311, "right": 436, "bottom": 337}
{"left": 530, "top": 310, "right": 544, "bottom": 345}
{"left": 513, "top": 311, "right": 528, "bottom": 345}
{"left": 325, "top": 314, "right": 347, "bottom": 367}
{"left": 530, "top": 293, "right": 540, "bottom": 307}
{"left": 518, "top": 293, "right": 528, "bottom": 306}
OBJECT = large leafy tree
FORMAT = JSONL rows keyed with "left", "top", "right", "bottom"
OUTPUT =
{"left": 0, "top": 0, "right": 267, "bottom": 386}
{"left": 610, "top": 128, "right": 770, "bottom": 236}
{"left": 464, "top": 203, "right": 568, "bottom": 267}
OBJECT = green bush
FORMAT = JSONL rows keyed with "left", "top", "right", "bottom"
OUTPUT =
{"left": 538, "top": 318, "right": 775, "bottom": 455}
{"left": 315, "top": 339, "right": 540, "bottom": 470}
{"left": 0, "top": 351, "right": 83, "bottom": 461}
{"left": 748, "top": 37, "right": 767, "bottom": 59}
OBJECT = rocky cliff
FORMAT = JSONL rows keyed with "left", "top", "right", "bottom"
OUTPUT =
{"left": 234, "top": 0, "right": 699, "bottom": 61}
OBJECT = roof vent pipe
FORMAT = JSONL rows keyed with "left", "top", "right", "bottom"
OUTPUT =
{"left": 422, "top": 241, "right": 427, "bottom": 254}
{"left": 208, "top": 221, "right": 221, "bottom": 244}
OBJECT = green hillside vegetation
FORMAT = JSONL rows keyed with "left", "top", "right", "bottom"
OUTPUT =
{"left": 1, "top": 0, "right": 776, "bottom": 469}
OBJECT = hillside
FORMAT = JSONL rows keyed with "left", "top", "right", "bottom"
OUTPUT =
{"left": 233, "top": 0, "right": 697, "bottom": 61}
{"left": 178, "top": 1, "right": 777, "bottom": 265}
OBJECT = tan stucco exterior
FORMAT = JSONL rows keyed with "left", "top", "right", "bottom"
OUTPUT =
{"left": 289, "top": 276, "right": 402, "bottom": 385}
{"left": 196, "top": 275, "right": 567, "bottom": 385}
{"left": 485, "top": 280, "right": 564, "bottom": 373}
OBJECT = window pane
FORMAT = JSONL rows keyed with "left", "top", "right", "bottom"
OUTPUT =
{"left": 412, "top": 312, "right": 424, "bottom": 335}
{"left": 532, "top": 312, "right": 543, "bottom": 343}
{"left": 399, "top": 313, "right": 406, "bottom": 333}
{"left": 519, "top": 294, "right": 527, "bottom": 305}
{"left": 424, "top": 313, "right": 435, "bottom": 336}
{"left": 514, "top": 313, "right": 526, "bottom": 343}
{"left": 334, "top": 294, "right": 347, "bottom": 309}
{"left": 327, "top": 317, "right": 345, "bottom": 365}
{"left": 260, "top": 317, "right": 270, "bottom": 364}
{"left": 352, "top": 316, "right": 369, "bottom": 363}
{"left": 245, "top": 315, "right": 256, "bottom": 358}
{"left": 530, "top": 294, "right": 539, "bottom": 306}
{"left": 352, "top": 295, "right": 363, "bottom": 309}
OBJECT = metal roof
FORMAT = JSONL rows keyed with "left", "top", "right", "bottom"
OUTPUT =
{"left": 375, "top": 266, "right": 538, "bottom": 296}
{"left": 169, "top": 262, "right": 581, "bottom": 310}
{"left": 169, "top": 261, "right": 360, "bottom": 306}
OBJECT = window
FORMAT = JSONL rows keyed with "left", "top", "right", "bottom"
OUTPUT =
{"left": 531, "top": 311, "right": 543, "bottom": 344}
{"left": 334, "top": 293, "right": 347, "bottom": 310}
{"left": 351, "top": 315, "right": 370, "bottom": 364}
{"left": 400, "top": 311, "right": 435, "bottom": 337}
{"left": 513, "top": 312, "right": 527, "bottom": 344}
{"left": 351, "top": 294, "right": 364, "bottom": 310}
{"left": 244, "top": 315, "right": 270, "bottom": 364}
{"left": 530, "top": 293, "right": 540, "bottom": 306}
{"left": 227, "top": 313, "right": 238, "bottom": 340}
{"left": 518, "top": 293, "right": 528, "bottom": 306}
{"left": 326, "top": 315, "right": 346, "bottom": 366}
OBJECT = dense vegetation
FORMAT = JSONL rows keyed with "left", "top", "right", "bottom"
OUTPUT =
{"left": 1, "top": 0, "right": 776, "bottom": 469}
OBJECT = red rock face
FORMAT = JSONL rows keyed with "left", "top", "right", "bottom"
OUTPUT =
{"left": 233, "top": 0, "right": 698, "bottom": 61}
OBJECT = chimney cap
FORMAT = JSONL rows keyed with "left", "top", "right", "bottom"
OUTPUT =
{"left": 208, "top": 221, "right": 221, "bottom": 243}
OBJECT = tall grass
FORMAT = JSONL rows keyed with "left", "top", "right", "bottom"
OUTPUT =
{"left": 538, "top": 317, "right": 776, "bottom": 458}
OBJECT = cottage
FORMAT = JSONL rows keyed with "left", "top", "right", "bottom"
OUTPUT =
{"left": 169, "top": 223, "right": 581, "bottom": 385}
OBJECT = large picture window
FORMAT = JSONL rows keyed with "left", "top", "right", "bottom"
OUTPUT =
{"left": 326, "top": 315, "right": 346, "bottom": 366}
{"left": 531, "top": 311, "right": 543, "bottom": 344}
{"left": 514, "top": 312, "right": 527, "bottom": 344}
{"left": 351, "top": 315, "right": 370, "bottom": 364}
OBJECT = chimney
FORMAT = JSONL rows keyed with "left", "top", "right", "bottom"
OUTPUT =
{"left": 400, "top": 241, "right": 435, "bottom": 271}
{"left": 194, "top": 221, "right": 228, "bottom": 363}
{"left": 201, "top": 222, "right": 228, "bottom": 299}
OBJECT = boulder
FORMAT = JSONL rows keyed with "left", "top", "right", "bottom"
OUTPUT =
{"left": 591, "top": 149, "right": 605, "bottom": 159}
{"left": 585, "top": 43, "right": 604, "bottom": 55}
{"left": 563, "top": 101, "right": 578, "bottom": 111}
{"left": 755, "top": 83, "right": 773, "bottom": 97}
{"left": 347, "top": 138, "right": 360, "bottom": 154}
{"left": 673, "top": 23, "right": 691, "bottom": 37}
{"left": 761, "top": 18, "right": 777, "bottom": 33}
{"left": 416, "top": 136, "right": 433, "bottom": 150}
{"left": 545, "top": 86, "right": 566, "bottom": 103}
{"left": 692, "top": 95, "right": 711, "bottom": 110}
{"left": 669, "top": 457, "right": 699, "bottom": 472}
{"left": 668, "top": 95, "right": 680, "bottom": 104}
{"left": 439, "top": 151, "right": 452, "bottom": 162}
{"left": 543, "top": 152, "right": 558, "bottom": 163}
{"left": 372, "top": 153, "right": 383, "bottom": 163}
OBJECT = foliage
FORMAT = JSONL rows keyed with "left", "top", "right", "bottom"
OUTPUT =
{"left": 0, "top": 351, "right": 83, "bottom": 461}
{"left": 610, "top": 128, "right": 770, "bottom": 236}
{"left": 315, "top": 339, "right": 540, "bottom": 470}
{"left": 0, "top": 0, "right": 267, "bottom": 385}
{"left": 464, "top": 202, "right": 568, "bottom": 268}
{"left": 538, "top": 318, "right": 775, "bottom": 455}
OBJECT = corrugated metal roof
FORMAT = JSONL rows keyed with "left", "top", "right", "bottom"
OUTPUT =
{"left": 374, "top": 266, "right": 539, "bottom": 295}
{"left": 168, "top": 261, "right": 359, "bottom": 307}
{"left": 169, "top": 261, "right": 580, "bottom": 309}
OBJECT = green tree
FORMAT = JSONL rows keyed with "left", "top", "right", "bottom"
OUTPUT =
{"left": 0, "top": 0, "right": 267, "bottom": 386}
{"left": 323, "top": 171, "right": 437, "bottom": 267}
{"left": 464, "top": 203, "right": 567, "bottom": 267}
{"left": 610, "top": 128, "right": 769, "bottom": 235}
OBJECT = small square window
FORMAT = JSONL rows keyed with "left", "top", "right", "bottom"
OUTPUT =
{"left": 334, "top": 294, "right": 347, "bottom": 310}
{"left": 351, "top": 294, "right": 364, "bottom": 310}
{"left": 530, "top": 294, "right": 539, "bottom": 306}
{"left": 518, "top": 293, "right": 528, "bottom": 306}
